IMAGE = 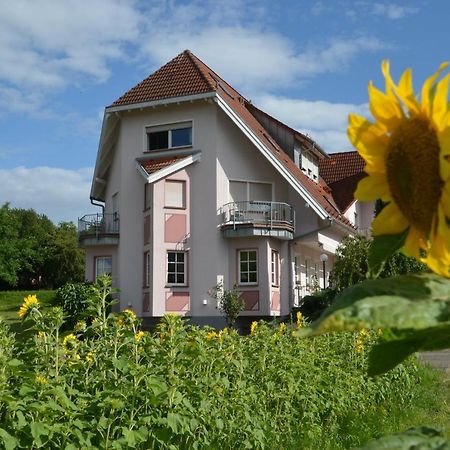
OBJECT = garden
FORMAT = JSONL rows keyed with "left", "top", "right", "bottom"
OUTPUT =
{"left": 0, "top": 275, "right": 449, "bottom": 449}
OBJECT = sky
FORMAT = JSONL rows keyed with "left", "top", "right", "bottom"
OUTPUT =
{"left": 0, "top": 0, "right": 449, "bottom": 224}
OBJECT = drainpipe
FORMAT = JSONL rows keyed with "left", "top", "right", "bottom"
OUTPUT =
{"left": 90, "top": 197, "right": 105, "bottom": 215}
{"left": 288, "top": 218, "right": 333, "bottom": 311}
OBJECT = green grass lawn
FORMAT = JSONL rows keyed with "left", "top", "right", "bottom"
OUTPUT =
{"left": 0, "top": 290, "right": 56, "bottom": 338}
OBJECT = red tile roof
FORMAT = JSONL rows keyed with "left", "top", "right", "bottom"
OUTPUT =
{"left": 319, "top": 152, "right": 366, "bottom": 212}
{"left": 112, "top": 50, "right": 353, "bottom": 229}
{"left": 319, "top": 151, "right": 365, "bottom": 185}
{"left": 112, "top": 51, "right": 216, "bottom": 106}
{"left": 137, "top": 156, "right": 184, "bottom": 175}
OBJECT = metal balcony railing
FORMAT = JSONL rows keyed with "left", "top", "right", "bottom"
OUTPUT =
{"left": 78, "top": 213, "right": 120, "bottom": 237}
{"left": 221, "top": 201, "right": 295, "bottom": 230}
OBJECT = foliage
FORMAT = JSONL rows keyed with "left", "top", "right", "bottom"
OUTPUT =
{"left": 357, "top": 426, "right": 450, "bottom": 450}
{"left": 329, "top": 235, "right": 426, "bottom": 292}
{"left": 209, "top": 282, "right": 244, "bottom": 326}
{"left": 0, "top": 204, "right": 85, "bottom": 290}
{"left": 54, "top": 282, "right": 93, "bottom": 328}
{"left": 1, "top": 281, "right": 444, "bottom": 449}
{"left": 294, "top": 288, "right": 337, "bottom": 321}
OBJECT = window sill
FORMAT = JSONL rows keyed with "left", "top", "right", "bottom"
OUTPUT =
{"left": 143, "top": 145, "right": 193, "bottom": 154}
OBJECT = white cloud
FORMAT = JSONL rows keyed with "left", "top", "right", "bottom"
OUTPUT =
{"left": 371, "top": 3, "right": 418, "bottom": 19}
{"left": 0, "top": 166, "right": 98, "bottom": 224}
{"left": 0, "top": 0, "right": 141, "bottom": 112}
{"left": 255, "top": 94, "right": 370, "bottom": 153}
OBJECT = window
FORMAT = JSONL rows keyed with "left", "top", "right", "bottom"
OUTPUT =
{"left": 165, "top": 180, "right": 185, "bottom": 208}
{"left": 271, "top": 250, "right": 279, "bottom": 286}
{"left": 146, "top": 123, "right": 192, "bottom": 151}
{"left": 167, "top": 251, "right": 186, "bottom": 285}
{"left": 112, "top": 192, "right": 119, "bottom": 220}
{"left": 239, "top": 250, "right": 257, "bottom": 284}
{"left": 144, "top": 251, "right": 151, "bottom": 288}
{"left": 95, "top": 256, "right": 112, "bottom": 279}
{"left": 229, "top": 180, "right": 272, "bottom": 202}
{"left": 144, "top": 183, "right": 152, "bottom": 210}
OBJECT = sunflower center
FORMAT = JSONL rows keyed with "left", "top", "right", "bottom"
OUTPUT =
{"left": 386, "top": 116, "right": 443, "bottom": 235}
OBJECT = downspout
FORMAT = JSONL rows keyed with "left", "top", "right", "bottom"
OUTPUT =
{"left": 90, "top": 197, "right": 105, "bottom": 215}
{"left": 288, "top": 218, "right": 333, "bottom": 311}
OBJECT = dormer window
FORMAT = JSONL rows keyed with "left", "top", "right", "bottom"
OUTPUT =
{"left": 146, "top": 122, "right": 192, "bottom": 151}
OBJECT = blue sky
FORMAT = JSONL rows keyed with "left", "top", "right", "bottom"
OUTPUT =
{"left": 0, "top": 0, "right": 448, "bottom": 223}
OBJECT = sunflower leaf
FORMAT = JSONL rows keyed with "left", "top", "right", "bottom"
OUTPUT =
{"left": 297, "top": 273, "right": 450, "bottom": 374}
{"left": 368, "top": 325, "right": 450, "bottom": 376}
{"left": 368, "top": 229, "right": 409, "bottom": 277}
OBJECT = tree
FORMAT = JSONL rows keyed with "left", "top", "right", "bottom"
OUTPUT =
{"left": 0, "top": 203, "right": 85, "bottom": 289}
{"left": 0, "top": 204, "right": 21, "bottom": 288}
{"left": 329, "top": 234, "right": 426, "bottom": 292}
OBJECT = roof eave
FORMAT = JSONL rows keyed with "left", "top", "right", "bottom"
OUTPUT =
{"left": 216, "top": 94, "right": 330, "bottom": 220}
{"left": 106, "top": 91, "right": 216, "bottom": 113}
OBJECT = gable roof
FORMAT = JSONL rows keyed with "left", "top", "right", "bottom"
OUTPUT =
{"left": 112, "top": 51, "right": 215, "bottom": 106}
{"left": 319, "top": 151, "right": 365, "bottom": 185}
{"left": 105, "top": 50, "right": 353, "bottom": 229}
{"left": 319, "top": 151, "right": 366, "bottom": 212}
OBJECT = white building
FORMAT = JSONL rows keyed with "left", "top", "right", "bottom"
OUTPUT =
{"left": 79, "top": 50, "right": 371, "bottom": 326}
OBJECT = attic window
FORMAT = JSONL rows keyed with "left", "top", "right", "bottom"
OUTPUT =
{"left": 146, "top": 122, "right": 192, "bottom": 151}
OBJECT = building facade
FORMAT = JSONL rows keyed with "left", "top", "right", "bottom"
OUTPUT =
{"left": 79, "top": 50, "right": 371, "bottom": 326}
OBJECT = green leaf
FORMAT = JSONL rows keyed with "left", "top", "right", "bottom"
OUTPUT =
{"left": 298, "top": 273, "right": 450, "bottom": 375}
{"left": 29, "top": 422, "right": 48, "bottom": 448}
{"left": 0, "top": 428, "right": 19, "bottom": 450}
{"left": 368, "top": 325, "right": 450, "bottom": 376}
{"left": 356, "top": 426, "right": 450, "bottom": 449}
{"left": 368, "top": 229, "right": 408, "bottom": 277}
{"left": 303, "top": 273, "right": 450, "bottom": 335}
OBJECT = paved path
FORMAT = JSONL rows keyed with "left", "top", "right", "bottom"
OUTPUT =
{"left": 419, "top": 349, "right": 450, "bottom": 374}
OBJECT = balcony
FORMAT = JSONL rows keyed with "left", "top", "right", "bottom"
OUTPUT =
{"left": 78, "top": 213, "right": 120, "bottom": 247}
{"left": 221, "top": 201, "right": 295, "bottom": 240}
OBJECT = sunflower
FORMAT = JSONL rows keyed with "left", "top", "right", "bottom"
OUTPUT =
{"left": 18, "top": 294, "right": 39, "bottom": 320}
{"left": 349, "top": 60, "right": 450, "bottom": 277}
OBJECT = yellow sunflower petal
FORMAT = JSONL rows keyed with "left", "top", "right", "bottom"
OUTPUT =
{"left": 438, "top": 126, "right": 450, "bottom": 181}
{"left": 421, "top": 61, "right": 449, "bottom": 116}
{"left": 354, "top": 174, "right": 391, "bottom": 202}
{"left": 397, "top": 67, "right": 420, "bottom": 115}
{"left": 372, "top": 202, "right": 409, "bottom": 236}
{"left": 368, "top": 82, "right": 403, "bottom": 129}
{"left": 347, "top": 114, "right": 389, "bottom": 173}
{"left": 381, "top": 60, "right": 397, "bottom": 99}
{"left": 432, "top": 73, "right": 450, "bottom": 131}
{"left": 441, "top": 182, "right": 450, "bottom": 218}
{"left": 403, "top": 226, "right": 425, "bottom": 260}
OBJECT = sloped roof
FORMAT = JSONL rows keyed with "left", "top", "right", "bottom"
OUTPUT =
{"left": 112, "top": 51, "right": 216, "bottom": 106}
{"left": 319, "top": 151, "right": 366, "bottom": 212}
{"left": 137, "top": 156, "right": 184, "bottom": 174}
{"left": 319, "top": 151, "right": 365, "bottom": 185}
{"left": 109, "top": 50, "right": 353, "bottom": 228}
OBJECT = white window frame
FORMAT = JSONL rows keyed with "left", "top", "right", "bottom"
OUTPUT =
{"left": 228, "top": 179, "right": 274, "bottom": 203}
{"left": 238, "top": 249, "right": 258, "bottom": 285}
{"left": 271, "top": 249, "right": 279, "bottom": 286}
{"left": 165, "top": 179, "right": 186, "bottom": 209}
{"left": 144, "top": 251, "right": 151, "bottom": 288}
{"left": 166, "top": 251, "right": 187, "bottom": 286}
{"left": 145, "top": 121, "right": 193, "bottom": 152}
{"left": 95, "top": 256, "right": 112, "bottom": 280}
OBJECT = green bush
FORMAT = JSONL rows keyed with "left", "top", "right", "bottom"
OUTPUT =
{"left": 54, "top": 281, "right": 93, "bottom": 327}
{"left": 294, "top": 288, "right": 337, "bottom": 321}
{"left": 0, "top": 282, "right": 442, "bottom": 449}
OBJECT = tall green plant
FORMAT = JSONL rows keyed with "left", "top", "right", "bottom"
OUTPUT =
{"left": 209, "top": 282, "right": 244, "bottom": 326}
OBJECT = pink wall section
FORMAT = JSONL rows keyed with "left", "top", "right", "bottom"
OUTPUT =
{"left": 164, "top": 214, "right": 187, "bottom": 243}
{"left": 241, "top": 291, "right": 260, "bottom": 311}
{"left": 165, "top": 292, "right": 190, "bottom": 311}
{"left": 143, "top": 292, "right": 150, "bottom": 313}
{"left": 271, "top": 291, "right": 280, "bottom": 311}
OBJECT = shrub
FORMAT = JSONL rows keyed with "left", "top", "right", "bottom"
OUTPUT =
{"left": 54, "top": 281, "right": 93, "bottom": 327}
{"left": 294, "top": 287, "right": 337, "bottom": 321}
{"left": 209, "top": 282, "right": 244, "bottom": 326}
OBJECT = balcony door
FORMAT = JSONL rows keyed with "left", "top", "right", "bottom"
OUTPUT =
{"left": 229, "top": 180, "right": 272, "bottom": 203}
